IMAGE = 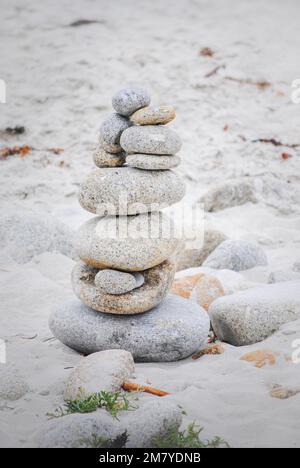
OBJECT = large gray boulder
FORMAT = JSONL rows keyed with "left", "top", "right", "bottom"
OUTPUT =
{"left": 203, "top": 239, "right": 267, "bottom": 271}
{"left": 38, "top": 398, "right": 182, "bottom": 448}
{"left": 209, "top": 281, "right": 300, "bottom": 346}
{"left": 49, "top": 295, "right": 210, "bottom": 362}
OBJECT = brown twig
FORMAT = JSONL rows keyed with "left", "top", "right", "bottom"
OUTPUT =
{"left": 252, "top": 138, "right": 300, "bottom": 148}
{"left": 122, "top": 381, "right": 169, "bottom": 397}
{"left": 224, "top": 76, "right": 271, "bottom": 89}
{"left": 205, "top": 64, "right": 225, "bottom": 78}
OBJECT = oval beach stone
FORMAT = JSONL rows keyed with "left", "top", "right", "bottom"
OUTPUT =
{"left": 94, "top": 269, "right": 143, "bottom": 295}
{"left": 120, "top": 125, "right": 182, "bottom": 155}
{"left": 93, "top": 147, "right": 126, "bottom": 168}
{"left": 99, "top": 113, "right": 132, "bottom": 153}
{"left": 130, "top": 105, "right": 176, "bottom": 125}
{"left": 126, "top": 154, "right": 181, "bottom": 170}
{"left": 112, "top": 88, "right": 150, "bottom": 116}
{"left": 49, "top": 295, "right": 210, "bottom": 361}
{"left": 78, "top": 167, "right": 185, "bottom": 215}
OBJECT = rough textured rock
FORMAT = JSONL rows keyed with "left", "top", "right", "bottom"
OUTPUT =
{"left": 64, "top": 350, "right": 135, "bottom": 400}
{"left": 0, "top": 366, "right": 29, "bottom": 400}
{"left": 74, "top": 212, "right": 181, "bottom": 271}
{"left": 200, "top": 179, "right": 256, "bottom": 212}
{"left": 93, "top": 147, "right": 126, "bottom": 168}
{"left": 38, "top": 398, "right": 182, "bottom": 448}
{"left": 120, "top": 125, "right": 182, "bottom": 155}
{"left": 78, "top": 167, "right": 185, "bottom": 215}
{"left": 175, "top": 229, "right": 227, "bottom": 271}
{"left": 203, "top": 239, "right": 268, "bottom": 271}
{"left": 130, "top": 105, "right": 176, "bottom": 125}
{"left": 72, "top": 260, "right": 175, "bottom": 314}
{"left": 112, "top": 88, "right": 150, "bottom": 116}
{"left": 49, "top": 295, "right": 210, "bottom": 361}
{"left": 209, "top": 281, "right": 300, "bottom": 346}
{"left": 0, "top": 213, "right": 74, "bottom": 264}
{"left": 126, "top": 153, "right": 180, "bottom": 170}
{"left": 268, "top": 270, "right": 300, "bottom": 284}
{"left": 99, "top": 113, "right": 132, "bottom": 153}
{"left": 94, "top": 269, "right": 143, "bottom": 295}
{"left": 171, "top": 273, "right": 224, "bottom": 310}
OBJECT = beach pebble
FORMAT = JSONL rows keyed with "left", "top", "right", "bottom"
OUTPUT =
{"left": 93, "top": 147, "right": 126, "bottom": 168}
{"left": 203, "top": 240, "right": 268, "bottom": 271}
{"left": 39, "top": 399, "right": 182, "bottom": 448}
{"left": 268, "top": 270, "right": 300, "bottom": 283}
{"left": 78, "top": 167, "right": 185, "bottom": 215}
{"left": 112, "top": 88, "right": 150, "bottom": 116}
{"left": 120, "top": 125, "right": 182, "bottom": 155}
{"left": 0, "top": 367, "right": 29, "bottom": 401}
{"left": 200, "top": 179, "right": 256, "bottom": 212}
{"left": 0, "top": 212, "right": 74, "bottom": 264}
{"left": 171, "top": 272, "right": 224, "bottom": 310}
{"left": 94, "top": 270, "right": 144, "bottom": 295}
{"left": 130, "top": 105, "right": 176, "bottom": 125}
{"left": 126, "top": 153, "right": 180, "bottom": 170}
{"left": 49, "top": 295, "right": 210, "bottom": 361}
{"left": 64, "top": 350, "right": 135, "bottom": 400}
{"left": 99, "top": 113, "right": 132, "bottom": 153}
{"left": 175, "top": 229, "right": 227, "bottom": 271}
{"left": 209, "top": 281, "right": 300, "bottom": 346}
{"left": 72, "top": 260, "right": 174, "bottom": 314}
{"left": 74, "top": 212, "right": 180, "bottom": 271}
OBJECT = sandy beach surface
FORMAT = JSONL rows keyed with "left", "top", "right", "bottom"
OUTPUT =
{"left": 1, "top": 0, "right": 300, "bottom": 448}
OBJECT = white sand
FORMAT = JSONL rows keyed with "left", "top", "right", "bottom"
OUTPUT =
{"left": 1, "top": 0, "right": 300, "bottom": 448}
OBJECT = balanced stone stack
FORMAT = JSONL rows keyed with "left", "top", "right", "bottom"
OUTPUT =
{"left": 49, "top": 88, "right": 210, "bottom": 362}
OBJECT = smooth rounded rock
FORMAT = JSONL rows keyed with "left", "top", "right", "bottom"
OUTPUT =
{"left": 99, "top": 113, "right": 132, "bottom": 153}
{"left": 130, "top": 105, "right": 176, "bottom": 125}
{"left": 112, "top": 88, "right": 150, "bottom": 116}
{"left": 120, "top": 126, "right": 182, "bottom": 155}
{"left": 71, "top": 260, "right": 175, "bottom": 314}
{"left": 94, "top": 269, "right": 143, "bottom": 295}
{"left": 74, "top": 212, "right": 181, "bottom": 271}
{"left": 203, "top": 240, "right": 268, "bottom": 271}
{"left": 49, "top": 295, "right": 210, "bottom": 361}
{"left": 64, "top": 350, "right": 135, "bottom": 400}
{"left": 93, "top": 147, "right": 126, "bottom": 168}
{"left": 126, "top": 153, "right": 180, "bottom": 170}
{"left": 78, "top": 167, "right": 185, "bottom": 215}
{"left": 0, "top": 367, "right": 29, "bottom": 401}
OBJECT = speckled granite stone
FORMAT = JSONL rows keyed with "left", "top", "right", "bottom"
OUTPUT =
{"left": 130, "top": 105, "right": 176, "bottom": 125}
{"left": 120, "top": 125, "right": 182, "bottom": 155}
{"left": 99, "top": 113, "right": 132, "bottom": 153}
{"left": 112, "top": 88, "right": 150, "bottom": 116}
{"left": 93, "top": 146, "right": 126, "bottom": 168}
{"left": 126, "top": 153, "right": 180, "bottom": 170}
{"left": 94, "top": 269, "right": 144, "bottom": 295}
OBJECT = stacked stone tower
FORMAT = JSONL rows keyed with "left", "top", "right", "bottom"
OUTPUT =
{"left": 50, "top": 88, "right": 210, "bottom": 362}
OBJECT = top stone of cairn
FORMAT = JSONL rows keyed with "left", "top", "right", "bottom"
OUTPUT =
{"left": 112, "top": 88, "right": 151, "bottom": 116}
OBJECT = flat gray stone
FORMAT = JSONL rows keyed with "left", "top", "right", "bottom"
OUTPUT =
{"left": 126, "top": 153, "right": 180, "bottom": 170}
{"left": 94, "top": 269, "right": 142, "bottom": 295}
{"left": 0, "top": 366, "right": 29, "bottom": 401}
{"left": 93, "top": 147, "right": 126, "bottom": 168}
{"left": 78, "top": 167, "right": 185, "bottom": 215}
{"left": 175, "top": 229, "right": 227, "bottom": 271}
{"left": 120, "top": 125, "right": 182, "bottom": 155}
{"left": 64, "top": 350, "right": 135, "bottom": 400}
{"left": 209, "top": 281, "right": 300, "bottom": 346}
{"left": 49, "top": 295, "right": 210, "bottom": 361}
{"left": 74, "top": 212, "right": 181, "bottom": 271}
{"left": 203, "top": 240, "right": 268, "bottom": 271}
{"left": 200, "top": 179, "right": 257, "bottom": 212}
{"left": 0, "top": 212, "right": 74, "bottom": 264}
{"left": 130, "top": 105, "right": 176, "bottom": 125}
{"left": 39, "top": 398, "right": 182, "bottom": 448}
{"left": 71, "top": 260, "right": 175, "bottom": 314}
{"left": 112, "top": 88, "right": 150, "bottom": 116}
{"left": 99, "top": 113, "right": 132, "bottom": 153}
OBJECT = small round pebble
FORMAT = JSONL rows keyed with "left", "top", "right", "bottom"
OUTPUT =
{"left": 93, "top": 147, "right": 126, "bottom": 168}
{"left": 0, "top": 367, "right": 29, "bottom": 401}
{"left": 126, "top": 153, "right": 180, "bottom": 170}
{"left": 120, "top": 125, "right": 182, "bottom": 155}
{"left": 99, "top": 113, "right": 132, "bottom": 153}
{"left": 112, "top": 88, "right": 150, "bottom": 116}
{"left": 95, "top": 269, "right": 138, "bottom": 295}
{"left": 130, "top": 105, "right": 176, "bottom": 125}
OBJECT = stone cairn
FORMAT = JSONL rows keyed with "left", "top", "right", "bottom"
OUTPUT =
{"left": 50, "top": 88, "right": 210, "bottom": 362}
